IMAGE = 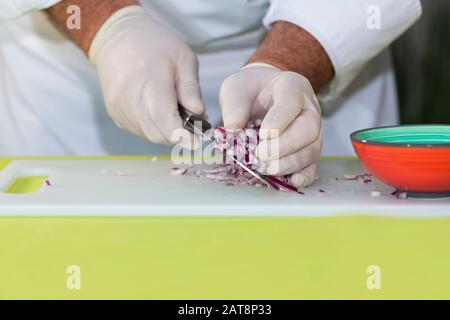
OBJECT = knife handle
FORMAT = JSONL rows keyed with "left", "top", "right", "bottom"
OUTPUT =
{"left": 178, "top": 104, "right": 212, "bottom": 135}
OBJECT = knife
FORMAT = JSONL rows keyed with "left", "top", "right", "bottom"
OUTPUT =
{"left": 178, "top": 104, "right": 213, "bottom": 140}
{"left": 178, "top": 105, "right": 279, "bottom": 190}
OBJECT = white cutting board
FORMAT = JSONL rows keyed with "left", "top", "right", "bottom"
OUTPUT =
{"left": 0, "top": 159, "right": 449, "bottom": 216}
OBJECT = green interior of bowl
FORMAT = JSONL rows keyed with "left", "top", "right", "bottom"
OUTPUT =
{"left": 353, "top": 125, "right": 450, "bottom": 146}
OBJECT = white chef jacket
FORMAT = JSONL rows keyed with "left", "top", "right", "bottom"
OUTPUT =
{"left": 0, "top": 0, "right": 422, "bottom": 156}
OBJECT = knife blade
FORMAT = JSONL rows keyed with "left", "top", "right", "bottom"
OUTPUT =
{"left": 178, "top": 105, "right": 279, "bottom": 190}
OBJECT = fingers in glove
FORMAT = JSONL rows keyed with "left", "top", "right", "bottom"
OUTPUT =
{"left": 257, "top": 106, "right": 321, "bottom": 161}
{"left": 176, "top": 52, "right": 206, "bottom": 117}
{"left": 266, "top": 134, "right": 322, "bottom": 176}
{"left": 219, "top": 73, "right": 257, "bottom": 129}
{"left": 289, "top": 163, "right": 318, "bottom": 188}
{"left": 138, "top": 118, "right": 172, "bottom": 146}
{"left": 259, "top": 73, "right": 306, "bottom": 139}
{"left": 143, "top": 75, "right": 199, "bottom": 149}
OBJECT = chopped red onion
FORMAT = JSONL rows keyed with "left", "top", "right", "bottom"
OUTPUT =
{"left": 171, "top": 122, "right": 301, "bottom": 193}
{"left": 209, "top": 123, "right": 300, "bottom": 193}
{"left": 45, "top": 179, "right": 52, "bottom": 187}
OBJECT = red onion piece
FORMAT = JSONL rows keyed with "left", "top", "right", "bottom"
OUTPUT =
{"left": 114, "top": 171, "right": 129, "bottom": 176}
{"left": 170, "top": 167, "right": 189, "bottom": 176}
{"left": 370, "top": 190, "right": 381, "bottom": 197}
{"left": 344, "top": 173, "right": 373, "bottom": 184}
{"left": 391, "top": 189, "right": 408, "bottom": 199}
{"left": 265, "top": 176, "right": 299, "bottom": 193}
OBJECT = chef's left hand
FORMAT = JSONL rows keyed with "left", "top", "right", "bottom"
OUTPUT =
{"left": 219, "top": 63, "right": 322, "bottom": 188}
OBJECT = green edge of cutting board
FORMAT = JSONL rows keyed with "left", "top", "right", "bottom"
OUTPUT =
{"left": 0, "top": 156, "right": 449, "bottom": 300}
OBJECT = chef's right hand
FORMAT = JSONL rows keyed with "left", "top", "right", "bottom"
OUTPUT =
{"left": 89, "top": 5, "right": 205, "bottom": 148}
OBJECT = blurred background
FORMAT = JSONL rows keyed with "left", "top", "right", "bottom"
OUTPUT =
{"left": 392, "top": 0, "right": 450, "bottom": 124}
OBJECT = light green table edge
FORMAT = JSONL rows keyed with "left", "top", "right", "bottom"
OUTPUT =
{"left": 0, "top": 156, "right": 449, "bottom": 300}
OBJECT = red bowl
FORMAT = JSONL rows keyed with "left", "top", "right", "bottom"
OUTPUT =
{"left": 351, "top": 125, "right": 450, "bottom": 193}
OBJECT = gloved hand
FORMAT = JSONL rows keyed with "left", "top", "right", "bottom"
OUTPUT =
{"left": 220, "top": 63, "right": 322, "bottom": 188}
{"left": 89, "top": 6, "right": 205, "bottom": 149}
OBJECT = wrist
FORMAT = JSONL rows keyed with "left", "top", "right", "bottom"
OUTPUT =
{"left": 245, "top": 56, "right": 291, "bottom": 73}
{"left": 241, "top": 62, "right": 281, "bottom": 71}
{"left": 246, "top": 21, "right": 334, "bottom": 92}
{"left": 88, "top": 5, "right": 147, "bottom": 63}
{"left": 47, "top": 0, "right": 139, "bottom": 55}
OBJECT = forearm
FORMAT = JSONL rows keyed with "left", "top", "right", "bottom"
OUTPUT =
{"left": 247, "top": 21, "right": 334, "bottom": 92}
{"left": 46, "top": 0, "right": 138, "bottom": 55}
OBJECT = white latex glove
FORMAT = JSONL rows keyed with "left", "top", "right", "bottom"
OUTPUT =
{"left": 220, "top": 63, "right": 322, "bottom": 188}
{"left": 89, "top": 6, "right": 205, "bottom": 148}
